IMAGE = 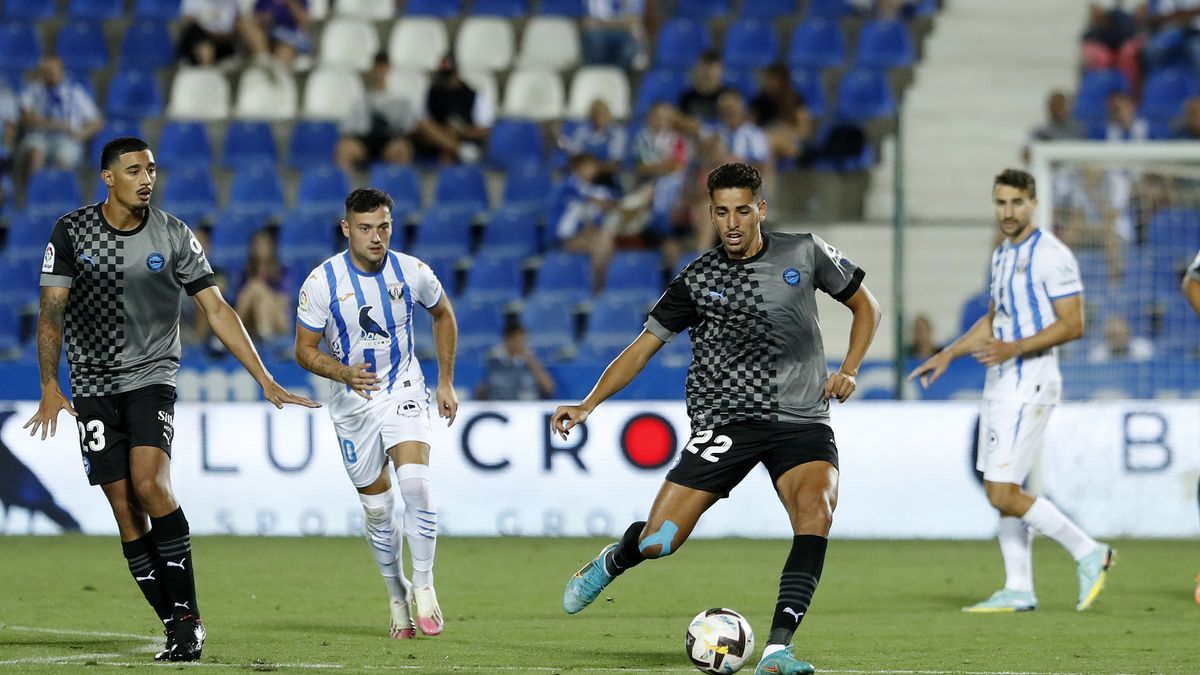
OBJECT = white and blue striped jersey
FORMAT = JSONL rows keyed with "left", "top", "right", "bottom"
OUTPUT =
{"left": 984, "top": 228, "right": 1082, "bottom": 404}
{"left": 296, "top": 250, "right": 443, "bottom": 412}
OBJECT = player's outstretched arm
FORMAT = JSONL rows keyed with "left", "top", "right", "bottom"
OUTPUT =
{"left": 428, "top": 296, "right": 459, "bottom": 426}
{"left": 23, "top": 286, "right": 76, "bottom": 439}
{"left": 551, "top": 330, "right": 664, "bottom": 439}
{"left": 193, "top": 286, "right": 320, "bottom": 409}
{"left": 908, "top": 303, "right": 996, "bottom": 388}
{"left": 826, "top": 284, "right": 881, "bottom": 403}
{"left": 293, "top": 324, "right": 380, "bottom": 400}
{"left": 972, "top": 293, "right": 1084, "bottom": 367}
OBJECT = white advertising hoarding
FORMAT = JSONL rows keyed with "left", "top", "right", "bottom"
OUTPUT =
{"left": 1, "top": 401, "right": 1196, "bottom": 538}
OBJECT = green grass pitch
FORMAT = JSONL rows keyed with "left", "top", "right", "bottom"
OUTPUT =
{"left": 0, "top": 536, "right": 1196, "bottom": 673}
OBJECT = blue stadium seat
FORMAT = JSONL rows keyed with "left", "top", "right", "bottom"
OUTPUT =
{"left": 26, "top": 169, "right": 81, "bottom": 220}
{"left": 134, "top": 0, "right": 180, "bottom": 20}
{"left": 486, "top": 118, "right": 545, "bottom": 170}
{"left": 674, "top": 0, "right": 729, "bottom": 20}
{"left": 296, "top": 165, "right": 351, "bottom": 213}
{"left": 3, "top": 0, "right": 54, "bottom": 20}
{"left": 787, "top": 18, "right": 847, "bottom": 70}
{"left": 481, "top": 206, "right": 540, "bottom": 259}
{"left": 723, "top": 68, "right": 758, "bottom": 100}
{"left": 0, "top": 253, "right": 40, "bottom": 309}
{"left": 790, "top": 68, "right": 826, "bottom": 117}
{"left": 723, "top": 19, "right": 780, "bottom": 70}
{"left": 106, "top": 70, "right": 164, "bottom": 120}
{"left": 538, "top": 0, "right": 585, "bottom": 16}
{"left": 604, "top": 251, "right": 663, "bottom": 297}
{"left": 502, "top": 161, "right": 553, "bottom": 214}
{"left": 0, "top": 301, "right": 19, "bottom": 352}
{"left": 286, "top": 120, "right": 338, "bottom": 169}
{"left": 157, "top": 120, "right": 212, "bottom": 169}
{"left": 412, "top": 209, "right": 474, "bottom": 258}
{"left": 1073, "top": 69, "right": 1129, "bottom": 136}
{"left": 1138, "top": 67, "right": 1197, "bottom": 126}
{"left": 0, "top": 23, "right": 42, "bottom": 71}
{"left": 57, "top": 22, "right": 110, "bottom": 72}
{"left": 406, "top": 0, "right": 460, "bottom": 17}
{"left": 463, "top": 252, "right": 525, "bottom": 301}
{"left": 277, "top": 210, "right": 339, "bottom": 267}
{"left": 4, "top": 211, "right": 51, "bottom": 257}
{"left": 634, "top": 69, "right": 688, "bottom": 118}
{"left": 836, "top": 68, "right": 895, "bottom": 122}
{"left": 162, "top": 164, "right": 218, "bottom": 218}
{"left": 806, "top": 0, "right": 855, "bottom": 19}
{"left": 855, "top": 19, "right": 915, "bottom": 70}
{"left": 533, "top": 251, "right": 590, "bottom": 301}
{"left": 120, "top": 21, "right": 175, "bottom": 71}
{"left": 573, "top": 339, "right": 624, "bottom": 364}
{"left": 473, "top": 0, "right": 528, "bottom": 17}
{"left": 433, "top": 165, "right": 489, "bottom": 214}
{"left": 90, "top": 118, "right": 142, "bottom": 164}
{"left": 1147, "top": 207, "right": 1200, "bottom": 251}
{"left": 228, "top": 164, "right": 285, "bottom": 217}
{"left": 455, "top": 293, "right": 505, "bottom": 339}
{"left": 520, "top": 293, "right": 576, "bottom": 345}
{"left": 587, "top": 293, "right": 649, "bottom": 338}
{"left": 208, "top": 211, "right": 266, "bottom": 270}
{"left": 222, "top": 120, "right": 277, "bottom": 169}
{"left": 741, "top": 0, "right": 797, "bottom": 19}
{"left": 654, "top": 19, "right": 711, "bottom": 71}
{"left": 366, "top": 164, "right": 422, "bottom": 214}
{"left": 69, "top": 0, "right": 123, "bottom": 20}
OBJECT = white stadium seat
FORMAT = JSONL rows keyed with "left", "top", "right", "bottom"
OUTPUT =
{"left": 319, "top": 18, "right": 379, "bottom": 71}
{"left": 234, "top": 67, "right": 298, "bottom": 120}
{"left": 567, "top": 66, "right": 630, "bottom": 119}
{"left": 333, "top": 0, "right": 393, "bottom": 20}
{"left": 303, "top": 67, "right": 365, "bottom": 120}
{"left": 460, "top": 68, "right": 499, "bottom": 122}
{"left": 501, "top": 68, "right": 565, "bottom": 121}
{"left": 308, "top": 0, "right": 329, "bottom": 20}
{"left": 386, "top": 68, "right": 431, "bottom": 111}
{"left": 389, "top": 18, "right": 449, "bottom": 72}
{"left": 167, "top": 67, "right": 230, "bottom": 120}
{"left": 517, "top": 17, "right": 580, "bottom": 71}
{"left": 454, "top": 17, "right": 514, "bottom": 72}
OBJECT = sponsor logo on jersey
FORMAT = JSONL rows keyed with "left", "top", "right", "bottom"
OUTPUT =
{"left": 387, "top": 282, "right": 405, "bottom": 303}
{"left": 782, "top": 267, "right": 801, "bottom": 286}
{"left": 147, "top": 252, "right": 166, "bottom": 272}
{"left": 358, "top": 306, "right": 391, "bottom": 344}
{"left": 42, "top": 244, "right": 55, "bottom": 272}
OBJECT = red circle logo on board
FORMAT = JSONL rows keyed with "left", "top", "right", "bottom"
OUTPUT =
{"left": 620, "top": 414, "right": 677, "bottom": 469}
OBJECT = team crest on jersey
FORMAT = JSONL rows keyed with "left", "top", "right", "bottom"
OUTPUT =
{"left": 783, "top": 267, "right": 801, "bottom": 286}
{"left": 386, "top": 282, "right": 405, "bottom": 303}
{"left": 82, "top": 455, "right": 91, "bottom": 476}
{"left": 42, "top": 244, "right": 55, "bottom": 272}
{"left": 146, "top": 252, "right": 166, "bottom": 272}
{"left": 1017, "top": 256, "right": 1029, "bottom": 273}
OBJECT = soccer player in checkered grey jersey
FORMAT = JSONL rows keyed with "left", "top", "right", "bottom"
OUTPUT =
{"left": 1184, "top": 249, "right": 1200, "bottom": 604}
{"left": 552, "top": 162, "right": 881, "bottom": 675}
{"left": 25, "top": 137, "right": 319, "bottom": 662}
{"left": 910, "top": 169, "right": 1112, "bottom": 614}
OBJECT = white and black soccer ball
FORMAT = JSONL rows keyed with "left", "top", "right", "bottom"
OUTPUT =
{"left": 684, "top": 608, "right": 755, "bottom": 674}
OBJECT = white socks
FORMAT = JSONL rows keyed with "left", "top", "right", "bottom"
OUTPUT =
{"left": 1021, "top": 497, "right": 1099, "bottom": 561}
{"left": 396, "top": 463, "right": 437, "bottom": 589}
{"left": 998, "top": 516, "right": 1034, "bottom": 593}
{"left": 358, "top": 491, "right": 410, "bottom": 602}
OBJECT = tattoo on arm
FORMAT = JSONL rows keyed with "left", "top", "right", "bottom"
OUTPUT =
{"left": 37, "top": 293, "right": 68, "bottom": 385}
{"left": 299, "top": 347, "right": 346, "bottom": 383}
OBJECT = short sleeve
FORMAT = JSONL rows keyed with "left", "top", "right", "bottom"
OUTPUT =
{"left": 1186, "top": 249, "right": 1200, "bottom": 282}
{"left": 1038, "top": 242, "right": 1083, "bottom": 299}
{"left": 296, "top": 271, "right": 329, "bottom": 333}
{"left": 174, "top": 223, "right": 216, "bottom": 296}
{"left": 411, "top": 258, "right": 444, "bottom": 308}
{"left": 646, "top": 272, "right": 699, "bottom": 342}
{"left": 812, "top": 234, "right": 865, "bottom": 302}
{"left": 40, "top": 217, "right": 76, "bottom": 288}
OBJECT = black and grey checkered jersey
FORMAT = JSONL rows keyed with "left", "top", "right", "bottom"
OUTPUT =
{"left": 646, "top": 232, "right": 865, "bottom": 429}
{"left": 39, "top": 203, "right": 215, "bottom": 397}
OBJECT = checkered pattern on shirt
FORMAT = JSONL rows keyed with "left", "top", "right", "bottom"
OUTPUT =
{"left": 62, "top": 205, "right": 126, "bottom": 397}
{"left": 682, "top": 251, "right": 780, "bottom": 429}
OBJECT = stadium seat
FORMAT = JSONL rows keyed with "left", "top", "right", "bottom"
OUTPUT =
{"left": 277, "top": 210, "right": 339, "bottom": 266}
{"left": 69, "top": 0, "right": 123, "bottom": 20}
{"left": 539, "top": 0, "right": 585, "bottom": 16}
{"left": 1138, "top": 67, "right": 1197, "bottom": 126}
{"left": 520, "top": 294, "right": 578, "bottom": 354}
{"left": 481, "top": 206, "right": 540, "bottom": 258}
{"left": 120, "top": 21, "right": 175, "bottom": 71}
{"left": 674, "top": 0, "right": 729, "bottom": 21}
{"left": 633, "top": 69, "right": 688, "bottom": 118}
{"left": 568, "top": 67, "right": 631, "bottom": 119}
{"left": 385, "top": 68, "right": 430, "bottom": 110}
{"left": 455, "top": 17, "right": 515, "bottom": 72}
{"left": 167, "top": 67, "right": 230, "bottom": 120}
{"left": 486, "top": 119, "right": 545, "bottom": 170}
{"left": 1148, "top": 207, "right": 1200, "bottom": 250}
{"left": 787, "top": 18, "right": 847, "bottom": 70}
{"left": 587, "top": 293, "right": 650, "bottom": 339}
{"left": 89, "top": 118, "right": 142, "bottom": 165}
{"left": 604, "top": 251, "right": 664, "bottom": 297}
{"left": 286, "top": 120, "right": 339, "bottom": 169}
{"left": 318, "top": 18, "right": 378, "bottom": 71}
{"left": 405, "top": 0, "right": 460, "bottom": 17}
{"left": 433, "top": 165, "right": 489, "bottom": 214}
{"left": 0, "top": 23, "right": 40, "bottom": 71}
{"left": 460, "top": 68, "right": 500, "bottom": 119}
{"left": 106, "top": 70, "right": 164, "bottom": 120}
{"left": 806, "top": 0, "right": 855, "bottom": 19}
{"left": 296, "top": 166, "right": 351, "bottom": 213}
{"left": 501, "top": 67, "right": 566, "bottom": 121}
{"left": 533, "top": 251, "right": 591, "bottom": 301}
{"left": 517, "top": 17, "right": 580, "bottom": 71}
{"left": 26, "top": 169, "right": 81, "bottom": 220}
{"left": 1072, "top": 69, "right": 1128, "bottom": 134}
{"left": 234, "top": 67, "right": 298, "bottom": 120}
{"left": 463, "top": 252, "right": 525, "bottom": 301}
{"left": 722, "top": 68, "right": 758, "bottom": 100}
{"left": 790, "top": 67, "right": 826, "bottom": 117}
{"left": 455, "top": 294, "right": 506, "bottom": 344}
{"left": 134, "top": 0, "right": 180, "bottom": 20}
{"left": 723, "top": 19, "right": 781, "bottom": 70}
{"left": 57, "top": 22, "right": 109, "bottom": 72}
{"left": 228, "top": 164, "right": 285, "bottom": 217}
{"left": 302, "top": 67, "right": 364, "bottom": 120}
{"left": 740, "top": 0, "right": 797, "bottom": 19}
{"left": 474, "top": 0, "right": 529, "bottom": 18}
{"left": 3, "top": 0, "right": 54, "bottom": 20}
{"left": 222, "top": 120, "right": 277, "bottom": 168}
{"left": 412, "top": 209, "right": 474, "bottom": 258}
{"left": 208, "top": 210, "right": 266, "bottom": 269}
{"left": 654, "top": 19, "right": 711, "bottom": 71}
{"left": 366, "top": 164, "right": 422, "bottom": 214}
{"left": 836, "top": 68, "right": 895, "bottom": 122}
{"left": 5, "top": 211, "right": 51, "bottom": 258}
{"left": 0, "top": 253, "right": 40, "bottom": 309}
{"left": 388, "top": 18, "right": 449, "bottom": 71}
{"left": 162, "top": 164, "right": 218, "bottom": 218}
{"left": 501, "top": 161, "right": 552, "bottom": 213}
{"left": 157, "top": 120, "right": 212, "bottom": 169}
{"left": 855, "top": 19, "right": 916, "bottom": 70}
{"left": 334, "top": 0, "right": 394, "bottom": 20}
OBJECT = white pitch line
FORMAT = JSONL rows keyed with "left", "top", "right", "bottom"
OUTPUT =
{"left": 0, "top": 623, "right": 156, "bottom": 641}
{"left": 0, "top": 653, "right": 121, "bottom": 666}
{"left": 55, "top": 660, "right": 344, "bottom": 670}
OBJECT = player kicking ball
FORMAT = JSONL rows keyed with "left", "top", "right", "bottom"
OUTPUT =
{"left": 294, "top": 188, "right": 458, "bottom": 639}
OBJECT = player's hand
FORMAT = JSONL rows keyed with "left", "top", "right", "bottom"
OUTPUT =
{"left": 551, "top": 405, "right": 590, "bottom": 440}
{"left": 23, "top": 386, "right": 77, "bottom": 440}
{"left": 435, "top": 383, "right": 458, "bottom": 426}
{"left": 341, "top": 363, "right": 382, "bottom": 400}
{"left": 908, "top": 350, "right": 952, "bottom": 388}
{"left": 971, "top": 338, "right": 1019, "bottom": 367}
{"left": 262, "top": 378, "right": 321, "bottom": 409}
{"left": 823, "top": 370, "right": 857, "bottom": 403}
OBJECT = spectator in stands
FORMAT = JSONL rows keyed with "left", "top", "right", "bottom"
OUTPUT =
{"left": 684, "top": 133, "right": 733, "bottom": 252}
{"left": 336, "top": 51, "right": 418, "bottom": 172}
{"left": 0, "top": 80, "right": 17, "bottom": 211}
{"left": 245, "top": 0, "right": 312, "bottom": 72}
{"left": 626, "top": 101, "right": 690, "bottom": 264}
{"left": 713, "top": 90, "right": 771, "bottom": 171}
{"left": 1081, "top": 2, "right": 1142, "bottom": 90}
{"left": 475, "top": 317, "right": 556, "bottom": 401}
{"left": 1171, "top": 97, "right": 1200, "bottom": 138}
{"left": 1031, "top": 90, "right": 1087, "bottom": 141}
{"left": 549, "top": 153, "right": 618, "bottom": 291}
{"left": 751, "top": 65, "right": 817, "bottom": 167}
{"left": 581, "top": 0, "right": 646, "bottom": 71}
{"left": 413, "top": 56, "right": 493, "bottom": 165}
{"left": 1104, "top": 91, "right": 1149, "bottom": 140}
{"left": 18, "top": 55, "right": 103, "bottom": 175}
{"left": 181, "top": 226, "right": 229, "bottom": 351}
{"left": 178, "top": 0, "right": 248, "bottom": 66}
{"left": 678, "top": 50, "right": 730, "bottom": 132}
{"left": 235, "top": 230, "right": 290, "bottom": 343}
{"left": 558, "top": 99, "right": 628, "bottom": 189}
{"left": 1088, "top": 315, "right": 1154, "bottom": 362}
{"left": 1143, "top": 0, "right": 1200, "bottom": 76}
{"left": 1055, "top": 166, "right": 1131, "bottom": 282}
{"left": 905, "top": 314, "right": 944, "bottom": 360}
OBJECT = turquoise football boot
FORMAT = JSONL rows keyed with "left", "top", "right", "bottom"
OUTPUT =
{"left": 754, "top": 645, "right": 815, "bottom": 675}
{"left": 562, "top": 543, "right": 617, "bottom": 614}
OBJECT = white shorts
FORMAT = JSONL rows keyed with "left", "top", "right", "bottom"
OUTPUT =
{"left": 977, "top": 399, "right": 1054, "bottom": 484}
{"left": 330, "top": 390, "right": 433, "bottom": 489}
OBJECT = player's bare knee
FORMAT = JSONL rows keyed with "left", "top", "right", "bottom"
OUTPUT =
{"left": 131, "top": 474, "right": 171, "bottom": 510}
{"left": 790, "top": 503, "right": 833, "bottom": 536}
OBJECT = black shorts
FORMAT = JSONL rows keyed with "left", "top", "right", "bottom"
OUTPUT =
{"left": 665, "top": 420, "right": 839, "bottom": 497}
{"left": 73, "top": 384, "right": 177, "bottom": 486}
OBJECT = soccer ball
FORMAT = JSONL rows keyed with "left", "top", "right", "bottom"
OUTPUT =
{"left": 684, "top": 608, "right": 755, "bottom": 674}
